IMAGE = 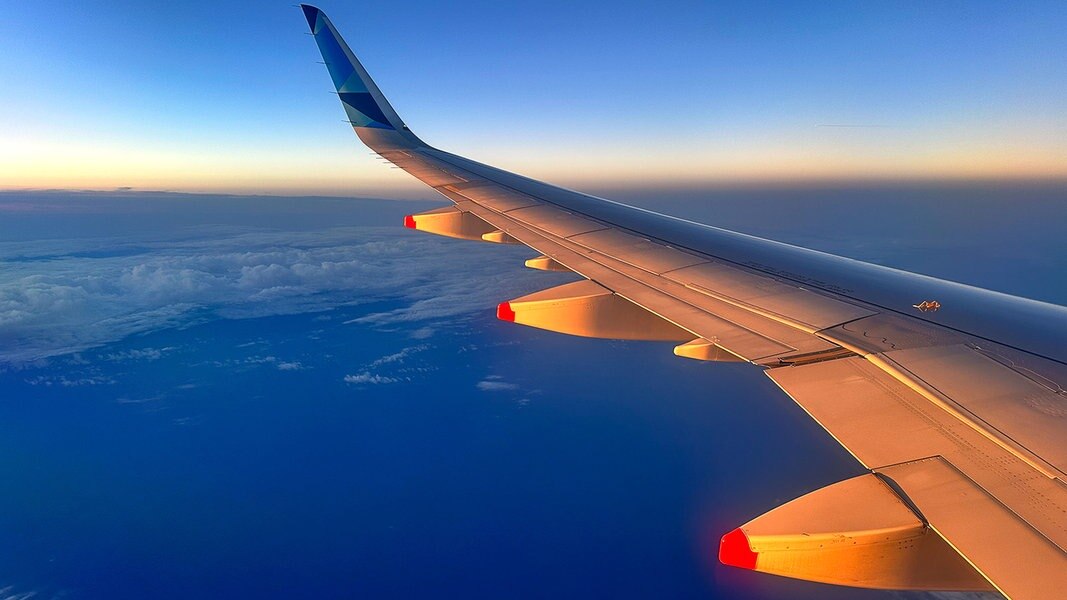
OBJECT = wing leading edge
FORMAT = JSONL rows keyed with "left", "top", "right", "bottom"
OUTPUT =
{"left": 299, "top": 7, "right": 1067, "bottom": 598}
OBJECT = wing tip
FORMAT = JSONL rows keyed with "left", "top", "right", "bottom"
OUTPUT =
{"left": 299, "top": 4, "right": 321, "bottom": 31}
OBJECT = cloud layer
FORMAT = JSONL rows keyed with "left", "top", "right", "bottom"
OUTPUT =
{"left": 0, "top": 222, "right": 570, "bottom": 365}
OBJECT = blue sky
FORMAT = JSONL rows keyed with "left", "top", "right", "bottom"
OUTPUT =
{"left": 1, "top": 0, "right": 1065, "bottom": 195}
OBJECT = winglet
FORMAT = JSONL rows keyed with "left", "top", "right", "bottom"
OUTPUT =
{"left": 299, "top": 4, "right": 319, "bottom": 30}
{"left": 300, "top": 5, "right": 409, "bottom": 133}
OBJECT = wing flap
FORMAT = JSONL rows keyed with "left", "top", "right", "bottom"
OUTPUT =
{"left": 770, "top": 359, "right": 1067, "bottom": 598}
{"left": 883, "top": 344, "right": 1067, "bottom": 477}
{"left": 768, "top": 358, "right": 1067, "bottom": 556}
{"left": 768, "top": 357, "right": 948, "bottom": 468}
{"left": 879, "top": 457, "right": 1067, "bottom": 600}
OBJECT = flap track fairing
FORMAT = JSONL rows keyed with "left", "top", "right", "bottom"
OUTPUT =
{"left": 720, "top": 473, "right": 993, "bottom": 592}
{"left": 497, "top": 280, "right": 691, "bottom": 342}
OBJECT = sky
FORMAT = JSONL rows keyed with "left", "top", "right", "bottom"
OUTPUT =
{"left": 1, "top": 0, "right": 1065, "bottom": 196}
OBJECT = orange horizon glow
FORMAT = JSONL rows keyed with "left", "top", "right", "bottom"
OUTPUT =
{"left": 2, "top": 131, "right": 1065, "bottom": 198}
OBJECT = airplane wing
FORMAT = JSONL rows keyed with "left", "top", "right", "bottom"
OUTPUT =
{"left": 299, "top": 6, "right": 1067, "bottom": 598}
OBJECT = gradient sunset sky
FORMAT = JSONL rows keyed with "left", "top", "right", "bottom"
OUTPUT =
{"left": 2, "top": 0, "right": 1065, "bottom": 197}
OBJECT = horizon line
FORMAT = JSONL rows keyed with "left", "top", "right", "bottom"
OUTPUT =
{"left": 3, "top": 175, "right": 1066, "bottom": 200}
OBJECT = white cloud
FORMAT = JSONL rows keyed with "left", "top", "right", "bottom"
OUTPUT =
{"left": 409, "top": 326, "right": 435, "bottom": 339}
{"left": 367, "top": 344, "right": 427, "bottom": 368}
{"left": 341, "top": 345, "right": 431, "bottom": 386}
{"left": 476, "top": 379, "right": 520, "bottom": 392}
{"left": 206, "top": 355, "right": 306, "bottom": 372}
{"left": 0, "top": 584, "right": 42, "bottom": 600}
{"left": 25, "top": 374, "right": 113, "bottom": 387}
{"left": 0, "top": 223, "right": 568, "bottom": 365}
{"left": 343, "top": 372, "right": 399, "bottom": 385}
{"left": 249, "top": 355, "right": 276, "bottom": 364}
{"left": 102, "top": 346, "right": 177, "bottom": 362}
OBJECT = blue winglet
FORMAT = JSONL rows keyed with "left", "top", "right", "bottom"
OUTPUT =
{"left": 300, "top": 4, "right": 320, "bottom": 31}
{"left": 300, "top": 5, "right": 399, "bottom": 131}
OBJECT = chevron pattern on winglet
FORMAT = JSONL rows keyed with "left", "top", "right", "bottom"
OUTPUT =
{"left": 301, "top": 5, "right": 394, "bottom": 130}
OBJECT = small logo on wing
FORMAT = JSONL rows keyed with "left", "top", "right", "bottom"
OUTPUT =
{"left": 913, "top": 300, "right": 941, "bottom": 312}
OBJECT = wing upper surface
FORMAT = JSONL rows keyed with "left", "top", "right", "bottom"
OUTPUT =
{"left": 300, "top": 7, "right": 1067, "bottom": 597}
